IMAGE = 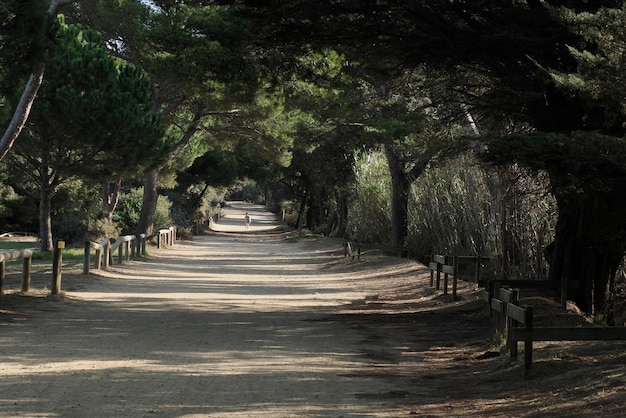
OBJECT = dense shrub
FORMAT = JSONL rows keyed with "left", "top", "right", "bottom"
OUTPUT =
{"left": 114, "top": 188, "right": 173, "bottom": 235}
{"left": 346, "top": 151, "right": 392, "bottom": 244}
{"left": 52, "top": 181, "right": 103, "bottom": 244}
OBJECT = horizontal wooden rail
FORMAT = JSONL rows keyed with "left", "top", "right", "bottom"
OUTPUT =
{"left": 511, "top": 326, "right": 626, "bottom": 342}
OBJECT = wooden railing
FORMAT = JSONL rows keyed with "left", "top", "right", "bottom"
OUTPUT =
{"left": 110, "top": 235, "right": 136, "bottom": 265}
{"left": 429, "top": 254, "right": 490, "bottom": 301}
{"left": 343, "top": 241, "right": 412, "bottom": 260}
{"left": 484, "top": 284, "right": 626, "bottom": 374}
{"left": 0, "top": 249, "right": 33, "bottom": 296}
{"left": 157, "top": 227, "right": 176, "bottom": 249}
{"left": 0, "top": 241, "right": 65, "bottom": 296}
{"left": 83, "top": 238, "right": 110, "bottom": 274}
{"left": 83, "top": 232, "right": 154, "bottom": 274}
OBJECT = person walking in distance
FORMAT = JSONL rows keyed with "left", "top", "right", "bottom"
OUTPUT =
{"left": 244, "top": 212, "right": 251, "bottom": 230}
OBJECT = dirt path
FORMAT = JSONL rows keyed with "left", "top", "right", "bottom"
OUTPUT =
{"left": 1, "top": 202, "right": 625, "bottom": 417}
{"left": 0, "top": 202, "right": 423, "bottom": 417}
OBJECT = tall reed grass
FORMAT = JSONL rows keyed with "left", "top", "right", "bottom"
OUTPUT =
{"left": 348, "top": 149, "right": 557, "bottom": 278}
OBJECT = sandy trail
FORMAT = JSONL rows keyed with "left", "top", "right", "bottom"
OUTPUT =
{"left": 3, "top": 202, "right": 625, "bottom": 417}
{"left": 0, "top": 202, "right": 417, "bottom": 417}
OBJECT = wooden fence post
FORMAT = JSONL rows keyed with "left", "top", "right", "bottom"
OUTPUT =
{"left": 22, "top": 254, "right": 31, "bottom": 292}
{"left": 118, "top": 241, "right": 124, "bottom": 264}
{"left": 452, "top": 256, "right": 458, "bottom": 301}
{"left": 140, "top": 234, "right": 146, "bottom": 256}
{"left": 124, "top": 240, "right": 130, "bottom": 262}
{"left": 103, "top": 240, "right": 110, "bottom": 269}
{"left": 0, "top": 260, "right": 4, "bottom": 297}
{"left": 524, "top": 306, "right": 534, "bottom": 375}
{"left": 83, "top": 241, "right": 91, "bottom": 275}
{"left": 95, "top": 246, "right": 102, "bottom": 269}
{"left": 475, "top": 256, "right": 481, "bottom": 283}
{"left": 51, "top": 240, "right": 65, "bottom": 295}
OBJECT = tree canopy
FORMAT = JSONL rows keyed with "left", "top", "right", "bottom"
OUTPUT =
{"left": 5, "top": 17, "right": 165, "bottom": 250}
{"left": 3, "top": 0, "right": 626, "bottom": 315}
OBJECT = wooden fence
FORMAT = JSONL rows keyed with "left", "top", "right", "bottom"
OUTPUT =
{"left": 429, "top": 254, "right": 490, "bottom": 301}
{"left": 83, "top": 235, "right": 146, "bottom": 274}
{"left": 343, "top": 241, "right": 412, "bottom": 261}
{"left": 83, "top": 228, "right": 175, "bottom": 275}
{"left": 484, "top": 283, "right": 626, "bottom": 374}
{"left": 0, "top": 241, "right": 65, "bottom": 296}
{"left": 0, "top": 249, "right": 32, "bottom": 296}
{"left": 157, "top": 227, "right": 176, "bottom": 249}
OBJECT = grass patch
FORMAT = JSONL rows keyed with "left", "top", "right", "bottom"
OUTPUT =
{"left": 0, "top": 241, "right": 38, "bottom": 252}
{"left": 32, "top": 247, "right": 84, "bottom": 262}
{"left": 0, "top": 245, "right": 85, "bottom": 274}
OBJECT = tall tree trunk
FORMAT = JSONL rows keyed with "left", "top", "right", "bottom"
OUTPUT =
{"left": 385, "top": 145, "right": 411, "bottom": 247}
{"left": 0, "top": 0, "right": 79, "bottom": 161}
{"left": 296, "top": 187, "right": 308, "bottom": 235}
{"left": 0, "top": 63, "right": 45, "bottom": 161}
{"left": 136, "top": 110, "right": 204, "bottom": 237}
{"left": 137, "top": 169, "right": 159, "bottom": 237}
{"left": 101, "top": 177, "right": 122, "bottom": 219}
{"left": 549, "top": 193, "right": 626, "bottom": 315}
{"left": 336, "top": 192, "right": 348, "bottom": 238}
{"left": 39, "top": 189, "right": 53, "bottom": 252}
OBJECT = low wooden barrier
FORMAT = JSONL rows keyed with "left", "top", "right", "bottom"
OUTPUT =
{"left": 83, "top": 238, "right": 110, "bottom": 274}
{"left": 486, "top": 285, "right": 626, "bottom": 374}
{"left": 51, "top": 241, "right": 65, "bottom": 295}
{"left": 429, "top": 254, "right": 489, "bottom": 301}
{"left": 158, "top": 227, "right": 176, "bottom": 249}
{"left": 343, "top": 241, "right": 411, "bottom": 261}
{"left": 83, "top": 233, "right": 149, "bottom": 274}
{"left": 110, "top": 235, "right": 136, "bottom": 264}
{"left": 0, "top": 241, "right": 65, "bottom": 296}
{"left": 0, "top": 249, "right": 33, "bottom": 296}
{"left": 479, "top": 279, "right": 554, "bottom": 312}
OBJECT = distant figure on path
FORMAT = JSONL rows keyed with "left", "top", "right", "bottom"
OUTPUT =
{"left": 244, "top": 212, "right": 251, "bottom": 230}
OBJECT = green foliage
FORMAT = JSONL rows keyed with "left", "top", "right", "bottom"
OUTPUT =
{"left": 0, "top": 0, "right": 49, "bottom": 99}
{"left": 347, "top": 151, "right": 391, "bottom": 244}
{"left": 548, "top": 6, "right": 626, "bottom": 130}
{"left": 0, "top": 184, "right": 38, "bottom": 232}
{"left": 51, "top": 180, "right": 102, "bottom": 243}
{"left": 481, "top": 131, "right": 626, "bottom": 196}
{"left": 114, "top": 188, "right": 172, "bottom": 235}
{"left": 87, "top": 218, "right": 120, "bottom": 241}
{"left": 113, "top": 188, "right": 143, "bottom": 235}
{"left": 9, "top": 17, "right": 166, "bottom": 182}
{"left": 4, "top": 18, "right": 165, "bottom": 249}
{"left": 168, "top": 178, "right": 228, "bottom": 229}
{"left": 347, "top": 150, "right": 556, "bottom": 277}
{"left": 280, "top": 200, "right": 300, "bottom": 227}
{"left": 227, "top": 180, "right": 265, "bottom": 205}
{"left": 39, "top": 18, "right": 166, "bottom": 176}
{"left": 143, "top": 2, "right": 258, "bottom": 105}
{"left": 409, "top": 153, "right": 555, "bottom": 278}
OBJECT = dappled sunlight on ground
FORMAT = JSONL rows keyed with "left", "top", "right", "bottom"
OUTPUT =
{"left": 2, "top": 202, "right": 626, "bottom": 416}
